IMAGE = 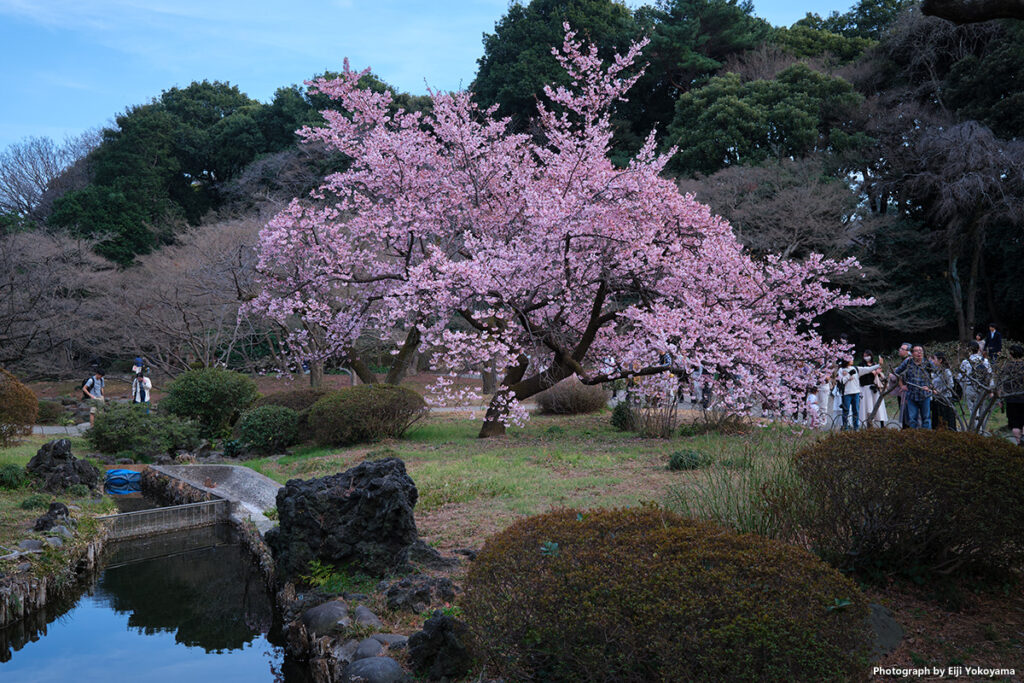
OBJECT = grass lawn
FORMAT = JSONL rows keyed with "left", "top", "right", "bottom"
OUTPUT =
{"left": 244, "top": 412, "right": 817, "bottom": 549}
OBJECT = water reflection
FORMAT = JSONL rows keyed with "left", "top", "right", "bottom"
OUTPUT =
{"left": 0, "top": 525, "right": 307, "bottom": 682}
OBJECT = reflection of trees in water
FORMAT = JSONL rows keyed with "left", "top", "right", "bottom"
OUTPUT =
{"left": 0, "top": 584, "right": 81, "bottom": 662}
{"left": 95, "top": 544, "right": 273, "bottom": 652}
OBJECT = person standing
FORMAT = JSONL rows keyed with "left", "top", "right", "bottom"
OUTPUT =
{"left": 999, "top": 345, "right": 1024, "bottom": 445}
{"left": 888, "top": 343, "right": 912, "bottom": 427}
{"left": 131, "top": 356, "right": 144, "bottom": 375}
{"left": 82, "top": 369, "right": 105, "bottom": 427}
{"left": 974, "top": 332, "right": 987, "bottom": 358}
{"left": 131, "top": 370, "right": 152, "bottom": 414}
{"left": 836, "top": 357, "right": 880, "bottom": 430}
{"left": 894, "top": 345, "right": 937, "bottom": 429}
{"left": 859, "top": 350, "right": 888, "bottom": 427}
{"left": 959, "top": 341, "right": 993, "bottom": 429}
{"left": 929, "top": 352, "right": 958, "bottom": 431}
{"left": 987, "top": 323, "right": 1003, "bottom": 359}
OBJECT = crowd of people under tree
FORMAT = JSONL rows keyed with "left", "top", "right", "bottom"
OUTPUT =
{"left": 815, "top": 324, "right": 1024, "bottom": 445}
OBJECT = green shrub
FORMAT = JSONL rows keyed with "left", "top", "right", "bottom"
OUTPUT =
{"left": 20, "top": 493, "right": 51, "bottom": 510}
{"left": 237, "top": 405, "right": 299, "bottom": 454}
{"left": 36, "top": 400, "right": 65, "bottom": 425}
{"left": 0, "top": 369, "right": 38, "bottom": 447}
{"left": 0, "top": 463, "right": 29, "bottom": 490}
{"left": 610, "top": 400, "right": 638, "bottom": 432}
{"left": 87, "top": 403, "right": 200, "bottom": 458}
{"left": 159, "top": 368, "right": 258, "bottom": 438}
{"left": 667, "top": 449, "right": 707, "bottom": 471}
{"left": 67, "top": 483, "right": 90, "bottom": 498}
{"left": 795, "top": 430, "right": 1024, "bottom": 580}
{"left": 536, "top": 377, "right": 607, "bottom": 415}
{"left": 462, "top": 507, "right": 871, "bottom": 682}
{"left": 308, "top": 384, "right": 426, "bottom": 446}
{"left": 256, "top": 387, "right": 333, "bottom": 431}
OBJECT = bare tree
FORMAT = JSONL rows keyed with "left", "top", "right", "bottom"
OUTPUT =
{"left": 0, "top": 230, "right": 112, "bottom": 378}
{"left": 0, "top": 132, "right": 101, "bottom": 221}
{"left": 101, "top": 215, "right": 277, "bottom": 376}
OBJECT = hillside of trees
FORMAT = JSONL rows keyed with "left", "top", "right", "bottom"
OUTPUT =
{"left": 1, "top": 0, "right": 1021, "bottom": 379}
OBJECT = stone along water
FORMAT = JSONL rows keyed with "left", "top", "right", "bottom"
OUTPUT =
{"left": 0, "top": 526, "right": 308, "bottom": 682}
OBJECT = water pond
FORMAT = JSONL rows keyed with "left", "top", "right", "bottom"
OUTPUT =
{"left": 0, "top": 525, "right": 308, "bottom": 683}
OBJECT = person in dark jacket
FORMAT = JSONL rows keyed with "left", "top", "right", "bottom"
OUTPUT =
{"left": 987, "top": 323, "right": 1003, "bottom": 359}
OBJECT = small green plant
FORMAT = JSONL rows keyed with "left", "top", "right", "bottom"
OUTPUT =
{"left": 66, "top": 483, "right": 90, "bottom": 498}
{"left": 299, "top": 559, "right": 377, "bottom": 595}
{"left": 0, "top": 463, "right": 29, "bottom": 490}
{"left": 222, "top": 439, "right": 244, "bottom": 458}
{"left": 19, "top": 493, "right": 51, "bottom": 510}
{"left": 263, "top": 507, "right": 279, "bottom": 520}
{"left": 421, "top": 604, "right": 463, "bottom": 620}
{"left": 667, "top": 449, "right": 707, "bottom": 471}
{"left": 610, "top": 400, "right": 638, "bottom": 432}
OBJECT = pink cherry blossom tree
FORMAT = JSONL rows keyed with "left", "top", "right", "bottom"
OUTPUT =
{"left": 249, "top": 27, "right": 870, "bottom": 437}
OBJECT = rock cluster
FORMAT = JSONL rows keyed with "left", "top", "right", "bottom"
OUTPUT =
{"left": 266, "top": 458, "right": 420, "bottom": 578}
{"left": 377, "top": 576, "right": 457, "bottom": 614}
{"left": 26, "top": 439, "right": 100, "bottom": 492}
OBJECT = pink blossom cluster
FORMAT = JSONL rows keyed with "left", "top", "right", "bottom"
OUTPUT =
{"left": 248, "top": 26, "right": 870, "bottom": 430}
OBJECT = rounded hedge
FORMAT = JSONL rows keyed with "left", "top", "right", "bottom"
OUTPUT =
{"left": 237, "top": 405, "right": 300, "bottom": 454}
{"left": 307, "top": 384, "right": 426, "bottom": 446}
{"left": 0, "top": 369, "right": 38, "bottom": 447}
{"left": 255, "top": 387, "right": 333, "bottom": 431}
{"left": 536, "top": 377, "right": 607, "bottom": 415}
{"left": 160, "top": 368, "right": 258, "bottom": 438}
{"left": 87, "top": 403, "right": 200, "bottom": 459}
{"left": 794, "top": 429, "right": 1024, "bottom": 579}
{"left": 462, "top": 507, "right": 871, "bottom": 682}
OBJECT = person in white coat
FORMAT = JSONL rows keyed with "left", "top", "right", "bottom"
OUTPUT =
{"left": 836, "top": 357, "right": 881, "bottom": 430}
{"left": 858, "top": 350, "right": 888, "bottom": 427}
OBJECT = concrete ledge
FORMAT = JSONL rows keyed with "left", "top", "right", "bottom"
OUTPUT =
{"left": 150, "top": 465, "right": 282, "bottom": 536}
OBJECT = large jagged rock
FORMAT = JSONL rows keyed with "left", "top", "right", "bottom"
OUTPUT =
{"left": 266, "top": 458, "right": 420, "bottom": 578}
{"left": 33, "top": 502, "right": 75, "bottom": 532}
{"left": 26, "top": 439, "right": 100, "bottom": 492}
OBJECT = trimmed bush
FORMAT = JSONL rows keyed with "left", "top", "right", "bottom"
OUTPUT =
{"left": 462, "top": 507, "right": 871, "bottom": 682}
{"left": 609, "top": 400, "right": 638, "bottom": 432}
{"left": 667, "top": 449, "right": 707, "bottom": 470}
{"left": 160, "top": 368, "right": 258, "bottom": 437}
{"left": 19, "top": 493, "right": 50, "bottom": 510}
{"left": 308, "top": 384, "right": 426, "bottom": 446}
{"left": 36, "top": 399, "right": 65, "bottom": 425}
{"left": 0, "top": 369, "right": 38, "bottom": 447}
{"left": 536, "top": 377, "right": 607, "bottom": 415}
{"left": 255, "top": 387, "right": 333, "bottom": 431}
{"left": 237, "top": 405, "right": 300, "bottom": 454}
{"left": 0, "top": 463, "right": 29, "bottom": 490}
{"left": 87, "top": 403, "right": 200, "bottom": 459}
{"left": 795, "top": 430, "right": 1024, "bottom": 579}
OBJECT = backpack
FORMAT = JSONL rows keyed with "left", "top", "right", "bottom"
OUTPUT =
{"left": 967, "top": 358, "right": 992, "bottom": 392}
{"left": 82, "top": 376, "right": 93, "bottom": 399}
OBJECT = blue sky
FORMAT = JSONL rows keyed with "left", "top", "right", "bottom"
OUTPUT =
{"left": 0, "top": 0, "right": 854, "bottom": 150}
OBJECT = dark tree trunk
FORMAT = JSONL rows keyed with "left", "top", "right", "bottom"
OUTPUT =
{"left": 477, "top": 358, "right": 574, "bottom": 438}
{"left": 385, "top": 327, "right": 421, "bottom": 385}
{"left": 309, "top": 359, "right": 324, "bottom": 389}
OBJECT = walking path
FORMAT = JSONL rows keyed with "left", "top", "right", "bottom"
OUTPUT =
{"left": 32, "top": 423, "right": 89, "bottom": 436}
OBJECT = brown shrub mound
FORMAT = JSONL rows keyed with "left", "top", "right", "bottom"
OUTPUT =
{"left": 795, "top": 429, "right": 1024, "bottom": 579}
{"left": 462, "top": 506, "right": 871, "bottom": 682}
{"left": 0, "top": 369, "right": 38, "bottom": 446}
